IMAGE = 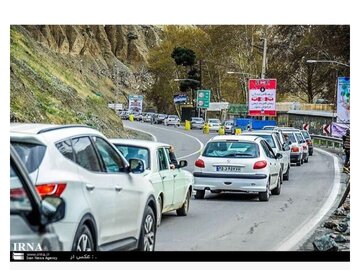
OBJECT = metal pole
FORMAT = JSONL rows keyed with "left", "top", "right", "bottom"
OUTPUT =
{"left": 261, "top": 38, "right": 267, "bottom": 79}
{"left": 261, "top": 37, "right": 267, "bottom": 120}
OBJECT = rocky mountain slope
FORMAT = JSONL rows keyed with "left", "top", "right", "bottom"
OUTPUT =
{"left": 10, "top": 25, "right": 162, "bottom": 137}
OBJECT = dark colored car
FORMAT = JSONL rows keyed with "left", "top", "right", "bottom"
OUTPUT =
{"left": 10, "top": 145, "right": 66, "bottom": 252}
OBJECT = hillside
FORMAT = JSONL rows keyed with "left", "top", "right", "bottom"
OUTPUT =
{"left": 10, "top": 25, "right": 162, "bottom": 137}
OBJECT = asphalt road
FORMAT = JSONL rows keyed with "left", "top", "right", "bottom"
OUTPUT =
{"left": 124, "top": 121, "right": 339, "bottom": 251}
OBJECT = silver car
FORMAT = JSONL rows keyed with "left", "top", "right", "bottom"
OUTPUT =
{"left": 190, "top": 117, "right": 205, "bottom": 129}
{"left": 242, "top": 130, "right": 291, "bottom": 181}
{"left": 10, "top": 146, "right": 65, "bottom": 252}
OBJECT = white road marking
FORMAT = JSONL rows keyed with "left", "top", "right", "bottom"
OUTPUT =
{"left": 123, "top": 125, "right": 157, "bottom": 142}
{"left": 124, "top": 123, "right": 204, "bottom": 159}
{"left": 274, "top": 147, "right": 342, "bottom": 251}
{"left": 150, "top": 126, "right": 205, "bottom": 159}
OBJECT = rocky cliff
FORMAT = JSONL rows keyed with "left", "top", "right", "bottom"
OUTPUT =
{"left": 10, "top": 25, "right": 162, "bottom": 137}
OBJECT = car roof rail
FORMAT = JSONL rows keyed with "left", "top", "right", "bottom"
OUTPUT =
{"left": 37, "top": 124, "right": 92, "bottom": 134}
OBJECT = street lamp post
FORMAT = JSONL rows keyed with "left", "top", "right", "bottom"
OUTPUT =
{"left": 306, "top": 59, "right": 350, "bottom": 67}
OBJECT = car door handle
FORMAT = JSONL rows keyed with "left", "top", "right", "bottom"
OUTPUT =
{"left": 86, "top": 184, "right": 95, "bottom": 191}
{"left": 115, "top": 186, "right": 123, "bottom": 192}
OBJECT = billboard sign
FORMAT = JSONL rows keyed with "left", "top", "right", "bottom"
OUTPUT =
{"left": 173, "top": 93, "right": 188, "bottom": 104}
{"left": 248, "top": 79, "right": 277, "bottom": 116}
{"left": 128, "top": 95, "right": 143, "bottom": 113}
{"left": 196, "top": 90, "right": 211, "bottom": 109}
{"left": 336, "top": 77, "right": 350, "bottom": 123}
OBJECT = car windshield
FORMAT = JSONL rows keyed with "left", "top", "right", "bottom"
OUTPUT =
{"left": 301, "top": 131, "right": 310, "bottom": 139}
{"left": 203, "top": 141, "right": 259, "bottom": 158}
{"left": 114, "top": 145, "right": 150, "bottom": 169}
{"left": 11, "top": 142, "right": 46, "bottom": 173}
{"left": 209, "top": 119, "right": 220, "bottom": 123}
{"left": 284, "top": 132, "right": 297, "bottom": 143}
{"left": 251, "top": 134, "right": 276, "bottom": 148}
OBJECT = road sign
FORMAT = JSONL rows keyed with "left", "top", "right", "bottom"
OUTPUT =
{"left": 303, "top": 123, "right": 309, "bottom": 131}
{"left": 196, "top": 90, "right": 211, "bottom": 109}
{"left": 323, "top": 124, "right": 331, "bottom": 135}
{"left": 248, "top": 79, "right": 277, "bottom": 116}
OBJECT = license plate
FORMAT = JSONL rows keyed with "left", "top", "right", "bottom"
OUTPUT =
{"left": 216, "top": 166, "right": 241, "bottom": 172}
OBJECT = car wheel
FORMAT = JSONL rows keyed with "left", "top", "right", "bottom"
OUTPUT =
{"left": 72, "top": 224, "right": 95, "bottom": 251}
{"left": 157, "top": 196, "right": 163, "bottom": 226}
{"left": 283, "top": 165, "right": 290, "bottom": 181}
{"left": 304, "top": 157, "right": 309, "bottom": 163}
{"left": 176, "top": 189, "right": 190, "bottom": 216}
{"left": 259, "top": 180, "right": 270, "bottom": 201}
{"left": 296, "top": 160, "right": 301, "bottom": 166}
{"left": 194, "top": 190, "right": 205, "bottom": 199}
{"left": 137, "top": 206, "right": 156, "bottom": 251}
{"left": 271, "top": 173, "right": 282, "bottom": 195}
{"left": 309, "top": 151, "right": 313, "bottom": 156}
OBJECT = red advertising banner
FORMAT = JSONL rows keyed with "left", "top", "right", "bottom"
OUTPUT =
{"left": 248, "top": 79, "right": 277, "bottom": 116}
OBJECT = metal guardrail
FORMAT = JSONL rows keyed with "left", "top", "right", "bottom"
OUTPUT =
{"left": 311, "top": 134, "right": 343, "bottom": 150}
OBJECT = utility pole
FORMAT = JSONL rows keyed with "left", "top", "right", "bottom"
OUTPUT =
{"left": 261, "top": 37, "right": 267, "bottom": 120}
{"left": 198, "top": 60, "right": 202, "bottom": 117}
{"left": 261, "top": 37, "right": 267, "bottom": 79}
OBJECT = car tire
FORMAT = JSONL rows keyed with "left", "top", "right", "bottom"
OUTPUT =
{"left": 296, "top": 160, "right": 301, "bottom": 166}
{"left": 157, "top": 196, "right": 163, "bottom": 226}
{"left": 283, "top": 165, "right": 290, "bottom": 181}
{"left": 309, "top": 151, "right": 313, "bottom": 156}
{"left": 72, "top": 224, "right": 95, "bottom": 251}
{"left": 259, "top": 180, "right": 270, "bottom": 201}
{"left": 271, "top": 173, "right": 282, "bottom": 195}
{"left": 304, "top": 157, "right": 309, "bottom": 163}
{"left": 194, "top": 190, "right": 205, "bottom": 199}
{"left": 176, "top": 189, "right": 190, "bottom": 216}
{"left": 137, "top": 206, "right": 156, "bottom": 251}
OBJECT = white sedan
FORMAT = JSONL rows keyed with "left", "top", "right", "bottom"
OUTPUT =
{"left": 206, "top": 118, "right": 221, "bottom": 132}
{"left": 193, "top": 135, "right": 283, "bottom": 201}
{"left": 110, "top": 139, "right": 194, "bottom": 225}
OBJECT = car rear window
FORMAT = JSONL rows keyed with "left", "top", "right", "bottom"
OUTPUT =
{"left": 295, "top": 133, "right": 304, "bottom": 142}
{"left": 251, "top": 134, "right": 276, "bottom": 148}
{"left": 284, "top": 132, "right": 297, "bottom": 143}
{"left": 114, "top": 145, "right": 150, "bottom": 169}
{"left": 203, "top": 141, "right": 259, "bottom": 158}
{"left": 192, "top": 118, "right": 203, "bottom": 121}
{"left": 301, "top": 131, "right": 310, "bottom": 139}
{"left": 11, "top": 142, "right": 46, "bottom": 173}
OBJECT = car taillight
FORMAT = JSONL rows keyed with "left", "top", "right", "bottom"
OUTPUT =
{"left": 253, "top": 160, "right": 267, "bottom": 169}
{"left": 307, "top": 140, "right": 312, "bottom": 145}
{"left": 36, "top": 183, "right": 67, "bottom": 198}
{"left": 195, "top": 159, "right": 205, "bottom": 168}
{"left": 10, "top": 188, "right": 27, "bottom": 199}
{"left": 291, "top": 146, "right": 299, "bottom": 152}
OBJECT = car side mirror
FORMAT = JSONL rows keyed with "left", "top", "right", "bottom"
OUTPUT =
{"left": 275, "top": 153, "right": 283, "bottom": 159}
{"left": 40, "top": 196, "right": 65, "bottom": 225}
{"left": 128, "top": 158, "right": 145, "bottom": 174}
{"left": 179, "top": 160, "right": 188, "bottom": 168}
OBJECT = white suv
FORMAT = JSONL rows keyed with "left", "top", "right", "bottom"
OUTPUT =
{"left": 10, "top": 123, "right": 158, "bottom": 251}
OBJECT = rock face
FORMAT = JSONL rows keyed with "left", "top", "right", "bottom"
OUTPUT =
{"left": 10, "top": 25, "right": 162, "bottom": 137}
